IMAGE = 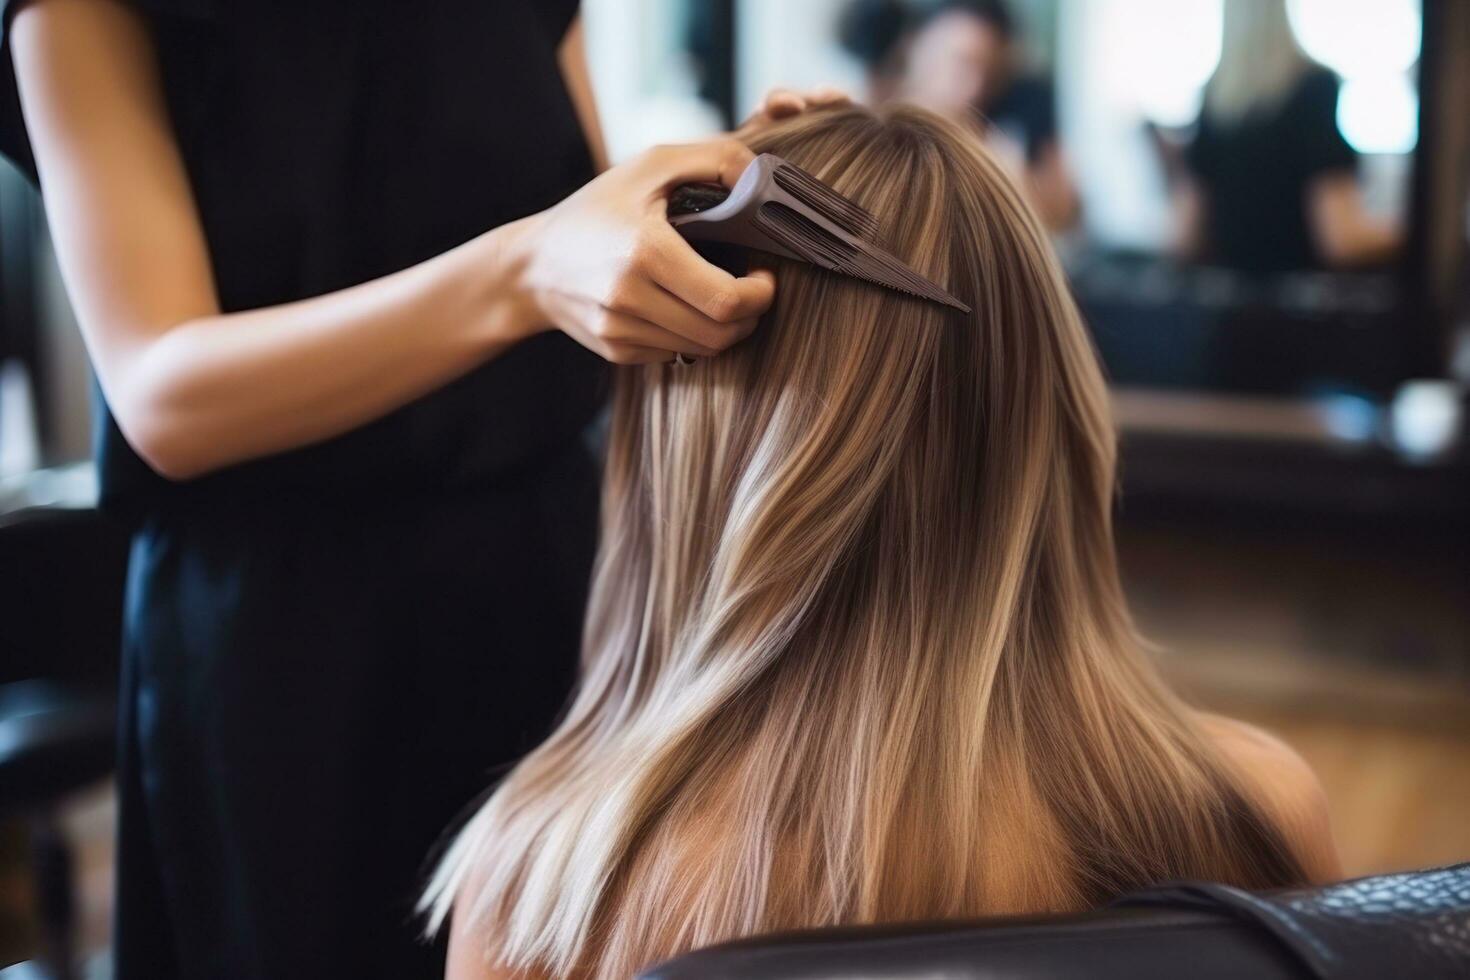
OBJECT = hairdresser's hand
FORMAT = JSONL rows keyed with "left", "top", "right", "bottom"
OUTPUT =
{"left": 739, "top": 86, "right": 851, "bottom": 136}
{"left": 507, "top": 139, "right": 777, "bottom": 365}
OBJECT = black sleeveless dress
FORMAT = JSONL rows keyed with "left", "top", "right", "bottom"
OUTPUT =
{"left": 0, "top": 1, "right": 607, "bottom": 976}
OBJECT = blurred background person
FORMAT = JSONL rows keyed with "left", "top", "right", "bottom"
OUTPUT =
{"left": 1165, "top": 0, "right": 1403, "bottom": 273}
{"left": 836, "top": 0, "right": 910, "bottom": 104}
{"left": 899, "top": 0, "right": 1079, "bottom": 231}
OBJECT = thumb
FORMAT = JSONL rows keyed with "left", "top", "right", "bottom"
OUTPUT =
{"left": 637, "top": 138, "right": 756, "bottom": 194}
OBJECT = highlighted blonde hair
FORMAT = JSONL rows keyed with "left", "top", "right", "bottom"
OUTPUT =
{"left": 423, "top": 104, "right": 1304, "bottom": 979}
{"left": 1204, "top": 0, "right": 1314, "bottom": 124}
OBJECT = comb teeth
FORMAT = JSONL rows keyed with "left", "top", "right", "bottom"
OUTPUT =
{"left": 772, "top": 162, "right": 881, "bottom": 241}
{"left": 756, "top": 203, "right": 970, "bottom": 313}
{"left": 758, "top": 202, "right": 854, "bottom": 266}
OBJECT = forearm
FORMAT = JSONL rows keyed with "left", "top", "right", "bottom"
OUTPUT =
{"left": 112, "top": 219, "right": 538, "bottom": 479}
{"left": 1169, "top": 181, "right": 1206, "bottom": 259}
{"left": 1309, "top": 173, "right": 1403, "bottom": 268}
{"left": 13, "top": 0, "right": 776, "bottom": 487}
{"left": 558, "top": 15, "right": 609, "bottom": 173}
{"left": 1026, "top": 144, "right": 1079, "bottom": 233}
{"left": 1315, "top": 216, "right": 1401, "bottom": 267}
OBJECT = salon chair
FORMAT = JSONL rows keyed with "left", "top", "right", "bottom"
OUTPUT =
{"left": 0, "top": 506, "right": 129, "bottom": 980}
{"left": 639, "top": 862, "right": 1470, "bottom": 980}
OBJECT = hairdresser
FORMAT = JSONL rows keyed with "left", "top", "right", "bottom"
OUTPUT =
{"left": 0, "top": 0, "right": 838, "bottom": 976}
{"left": 1164, "top": 0, "right": 1401, "bottom": 273}
{"left": 902, "top": 0, "right": 1078, "bottom": 232}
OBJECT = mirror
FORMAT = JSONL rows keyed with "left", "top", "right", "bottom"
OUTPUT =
{"left": 722, "top": 0, "right": 1426, "bottom": 395}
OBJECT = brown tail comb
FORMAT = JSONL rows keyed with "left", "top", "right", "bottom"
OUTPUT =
{"left": 668, "top": 153, "right": 970, "bottom": 314}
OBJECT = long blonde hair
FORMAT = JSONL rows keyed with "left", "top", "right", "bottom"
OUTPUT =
{"left": 1204, "top": 0, "right": 1314, "bottom": 124}
{"left": 423, "top": 104, "right": 1304, "bottom": 979}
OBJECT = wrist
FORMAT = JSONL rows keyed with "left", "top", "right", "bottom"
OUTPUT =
{"left": 471, "top": 212, "right": 548, "bottom": 349}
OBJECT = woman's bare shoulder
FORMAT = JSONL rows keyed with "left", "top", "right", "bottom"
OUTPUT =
{"left": 445, "top": 916, "right": 555, "bottom": 980}
{"left": 1196, "top": 712, "right": 1343, "bottom": 883}
{"left": 443, "top": 868, "right": 557, "bottom": 980}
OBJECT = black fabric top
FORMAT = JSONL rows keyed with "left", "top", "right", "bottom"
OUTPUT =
{"left": 0, "top": 0, "right": 607, "bottom": 515}
{"left": 1185, "top": 68, "right": 1358, "bottom": 275}
{"left": 985, "top": 73, "right": 1058, "bottom": 166}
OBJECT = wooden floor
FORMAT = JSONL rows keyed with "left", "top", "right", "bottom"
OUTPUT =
{"left": 2, "top": 510, "right": 1468, "bottom": 969}
{"left": 1125, "top": 511, "right": 1470, "bottom": 876}
{"left": 1163, "top": 653, "right": 1470, "bottom": 875}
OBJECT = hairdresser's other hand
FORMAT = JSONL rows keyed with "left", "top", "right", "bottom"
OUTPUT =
{"left": 739, "top": 86, "right": 851, "bottom": 136}
{"left": 508, "top": 139, "right": 776, "bottom": 365}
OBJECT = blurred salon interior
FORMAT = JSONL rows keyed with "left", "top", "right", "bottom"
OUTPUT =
{"left": 2, "top": 0, "right": 1468, "bottom": 978}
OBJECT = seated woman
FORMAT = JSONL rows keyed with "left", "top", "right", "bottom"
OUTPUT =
{"left": 423, "top": 104, "right": 1339, "bottom": 980}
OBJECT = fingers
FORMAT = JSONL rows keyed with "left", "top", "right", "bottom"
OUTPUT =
{"left": 746, "top": 86, "right": 853, "bottom": 126}
{"left": 550, "top": 291, "right": 725, "bottom": 363}
{"left": 608, "top": 346, "right": 678, "bottom": 366}
{"left": 761, "top": 87, "right": 806, "bottom": 121}
{"left": 607, "top": 275, "right": 762, "bottom": 352}
{"left": 589, "top": 332, "right": 691, "bottom": 365}
{"left": 806, "top": 86, "right": 850, "bottom": 108}
{"left": 639, "top": 227, "right": 777, "bottom": 325}
{"left": 594, "top": 307, "right": 718, "bottom": 358}
{"left": 637, "top": 138, "right": 754, "bottom": 191}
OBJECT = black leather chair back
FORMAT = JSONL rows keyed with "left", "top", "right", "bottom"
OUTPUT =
{"left": 639, "top": 864, "right": 1470, "bottom": 980}
{"left": 0, "top": 505, "right": 128, "bottom": 810}
{"left": 0, "top": 506, "right": 129, "bottom": 687}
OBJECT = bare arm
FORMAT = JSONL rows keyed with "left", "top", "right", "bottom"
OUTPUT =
{"left": 443, "top": 863, "right": 556, "bottom": 980}
{"left": 1307, "top": 172, "right": 1402, "bottom": 267}
{"left": 558, "top": 15, "right": 608, "bottom": 173}
{"left": 444, "top": 908, "right": 551, "bottom": 980}
{"left": 1146, "top": 123, "right": 1206, "bottom": 260}
{"left": 1168, "top": 177, "right": 1208, "bottom": 260}
{"left": 10, "top": 0, "right": 773, "bottom": 479}
{"left": 1025, "top": 141, "right": 1080, "bottom": 234}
